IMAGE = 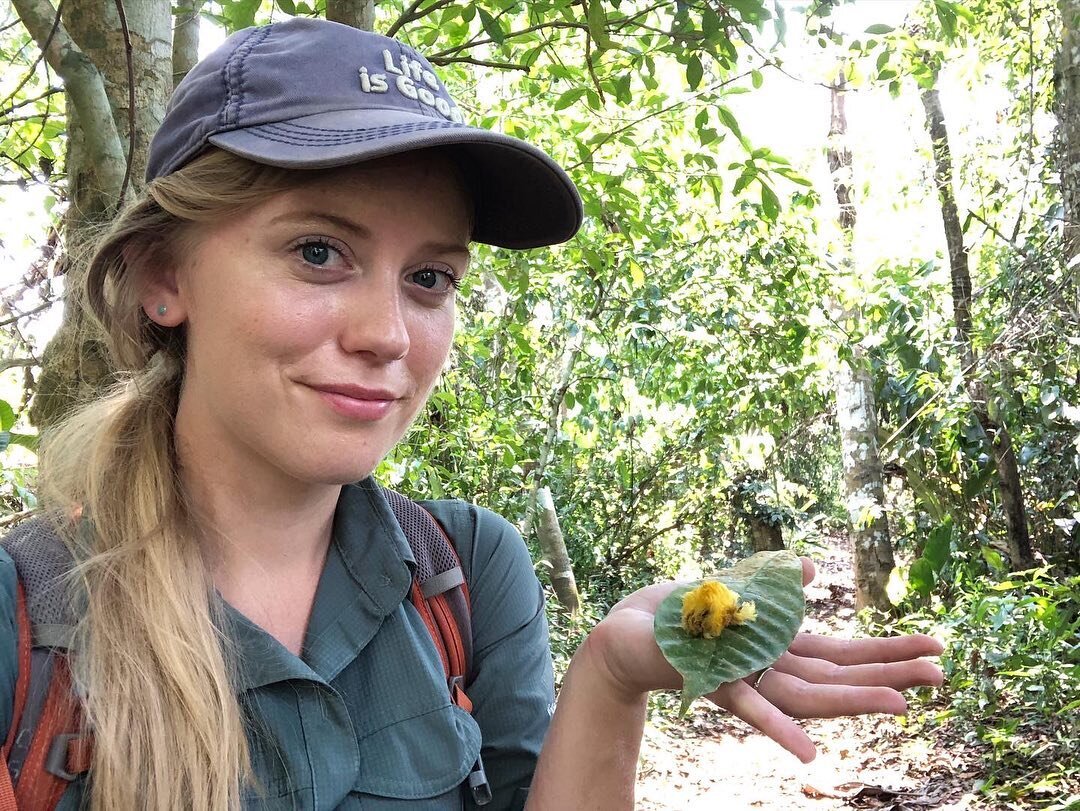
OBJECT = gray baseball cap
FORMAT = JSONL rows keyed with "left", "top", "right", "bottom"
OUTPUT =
{"left": 146, "top": 18, "right": 582, "bottom": 249}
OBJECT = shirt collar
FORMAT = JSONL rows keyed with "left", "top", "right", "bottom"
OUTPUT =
{"left": 227, "top": 479, "right": 414, "bottom": 690}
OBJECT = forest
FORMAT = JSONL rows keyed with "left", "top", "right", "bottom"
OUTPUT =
{"left": 0, "top": 0, "right": 1077, "bottom": 807}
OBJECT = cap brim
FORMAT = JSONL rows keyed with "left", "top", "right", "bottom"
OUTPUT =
{"left": 208, "top": 109, "right": 582, "bottom": 250}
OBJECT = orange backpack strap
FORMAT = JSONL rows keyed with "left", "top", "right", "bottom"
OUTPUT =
{"left": 2, "top": 518, "right": 91, "bottom": 810}
{"left": 380, "top": 488, "right": 491, "bottom": 806}
{"left": 1, "top": 580, "right": 31, "bottom": 811}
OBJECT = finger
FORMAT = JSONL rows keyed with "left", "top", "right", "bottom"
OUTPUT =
{"left": 773, "top": 651, "right": 944, "bottom": 690}
{"left": 709, "top": 679, "right": 817, "bottom": 764}
{"left": 789, "top": 632, "right": 944, "bottom": 665}
{"left": 756, "top": 668, "right": 908, "bottom": 719}
{"left": 800, "top": 556, "right": 815, "bottom": 587}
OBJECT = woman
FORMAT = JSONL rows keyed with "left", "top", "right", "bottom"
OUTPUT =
{"left": 0, "top": 18, "right": 943, "bottom": 810}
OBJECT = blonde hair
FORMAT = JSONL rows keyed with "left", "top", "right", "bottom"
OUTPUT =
{"left": 39, "top": 149, "right": 322, "bottom": 809}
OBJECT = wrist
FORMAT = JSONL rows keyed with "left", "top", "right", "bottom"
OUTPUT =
{"left": 570, "top": 625, "right": 651, "bottom": 709}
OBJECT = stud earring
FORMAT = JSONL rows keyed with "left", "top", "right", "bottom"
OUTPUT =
{"left": 156, "top": 305, "right": 167, "bottom": 317}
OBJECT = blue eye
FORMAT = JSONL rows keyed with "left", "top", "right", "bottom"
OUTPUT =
{"left": 413, "top": 269, "right": 439, "bottom": 289}
{"left": 301, "top": 242, "right": 332, "bottom": 265}
{"left": 409, "top": 266, "right": 460, "bottom": 294}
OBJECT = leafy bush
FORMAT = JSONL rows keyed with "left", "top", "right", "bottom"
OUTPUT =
{"left": 899, "top": 568, "right": 1080, "bottom": 806}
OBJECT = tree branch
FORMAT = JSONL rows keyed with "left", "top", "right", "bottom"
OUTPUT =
{"left": 385, "top": 0, "right": 455, "bottom": 38}
{"left": 0, "top": 0, "right": 61, "bottom": 113}
{"left": 428, "top": 55, "right": 529, "bottom": 71}
{"left": 0, "top": 86, "right": 62, "bottom": 116}
{"left": 326, "top": 0, "right": 375, "bottom": 33}
{"left": 11, "top": 0, "right": 126, "bottom": 203}
{"left": 171, "top": 0, "right": 202, "bottom": 88}
{"left": 112, "top": 0, "right": 136, "bottom": 208}
{"left": 566, "top": 69, "right": 754, "bottom": 171}
{"left": 0, "top": 358, "right": 39, "bottom": 373}
{"left": 0, "top": 300, "right": 55, "bottom": 327}
{"left": 428, "top": 21, "right": 590, "bottom": 60}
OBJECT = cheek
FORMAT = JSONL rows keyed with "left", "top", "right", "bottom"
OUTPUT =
{"left": 409, "top": 307, "right": 455, "bottom": 379}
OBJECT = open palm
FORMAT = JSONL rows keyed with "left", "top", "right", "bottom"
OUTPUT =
{"left": 581, "top": 558, "right": 944, "bottom": 762}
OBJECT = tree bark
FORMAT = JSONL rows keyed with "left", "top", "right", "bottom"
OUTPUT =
{"left": 172, "top": 0, "right": 202, "bottom": 88}
{"left": 14, "top": 0, "right": 173, "bottom": 427}
{"left": 521, "top": 332, "right": 584, "bottom": 539}
{"left": 835, "top": 348, "right": 894, "bottom": 610}
{"left": 327, "top": 0, "right": 376, "bottom": 32}
{"left": 1058, "top": 0, "right": 1080, "bottom": 266}
{"left": 921, "top": 87, "right": 1036, "bottom": 570}
{"left": 748, "top": 518, "right": 784, "bottom": 553}
{"left": 536, "top": 487, "right": 580, "bottom": 614}
{"left": 828, "top": 79, "right": 895, "bottom": 611}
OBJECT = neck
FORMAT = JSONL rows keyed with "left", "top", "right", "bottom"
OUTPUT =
{"left": 174, "top": 407, "right": 342, "bottom": 588}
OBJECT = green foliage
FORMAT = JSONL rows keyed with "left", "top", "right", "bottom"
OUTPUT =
{"left": 0, "top": 11, "right": 65, "bottom": 186}
{"left": 939, "top": 569, "right": 1080, "bottom": 802}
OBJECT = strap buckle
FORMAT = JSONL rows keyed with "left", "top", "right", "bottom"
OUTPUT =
{"left": 447, "top": 675, "right": 474, "bottom": 714}
{"left": 45, "top": 733, "right": 89, "bottom": 782}
{"left": 468, "top": 754, "right": 492, "bottom": 806}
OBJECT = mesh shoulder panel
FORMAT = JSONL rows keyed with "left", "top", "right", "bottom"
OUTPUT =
{"left": 381, "top": 488, "right": 459, "bottom": 583}
{"left": 1, "top": 516, "right": 77, "bottom": 634}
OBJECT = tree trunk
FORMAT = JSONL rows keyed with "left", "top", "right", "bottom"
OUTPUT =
{"left": 520, "top": 333, "right": 585, "bottom": 540}
{"left": 172, "top": 0, "right": 202, "bottom": 88}
{"left": 16, "top": 0, "right": 173, "bottom": 428}
{"left": 828, "top": 79, "right": 895, "bottom": 611}
{"left": 536, "top": 487, "right": 580, "bottom": 614}
{"left": 921, "top": 87, "right": 1036, "bottom": 570}
{"left": 749, "top": 518, "right": 784, "bottom": 553}
{"left": 835, "top": 348, "right": 895, "bottom": 610}
{"left": 1059, "top": 0, "right": 1080, "bottom": 266}
{"left": 328, "top": 0, "right": 376, "bottom": 32}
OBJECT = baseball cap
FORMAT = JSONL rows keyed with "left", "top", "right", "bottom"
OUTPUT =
{"left": 146, "top": 18, "right": 583, "bottom": 249}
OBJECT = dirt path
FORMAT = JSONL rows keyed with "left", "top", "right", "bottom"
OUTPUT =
{"left": 635, "top": 537, "right": 987, "bottom": 811}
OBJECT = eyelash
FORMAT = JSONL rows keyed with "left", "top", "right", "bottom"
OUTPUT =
{"left": 293, "top": 239, "right": 462, "bottom": 291}
{"left": 416, "top": 264, "right": 463, "bottom": 291}
{"left": 294, "top": 238, "right": 347, "bottom": 269}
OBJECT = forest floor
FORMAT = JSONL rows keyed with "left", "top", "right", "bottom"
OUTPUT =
{"left": 635, "top": 536, "right": 1004, "bottom": 811}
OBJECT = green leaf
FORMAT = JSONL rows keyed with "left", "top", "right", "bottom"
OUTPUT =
{"left": 223, "top": 0, "right": 261, "bottom": 31}
{"left": 760, "top": 182, "right": 779, "bottom": 220}
{"left": 654, "top": 551, "right": 805, "bottom": 715}
{"left": 0, "top": 400, "right": 14, "bottom": 432}
{"left": 276, "top": 0, "right": 296, "bottom": 14}
{"left": 8, "top": 433, "right": 38, "bottom": 452}
{"left": 908, "top": 558, "right": 935, "bottom": 600}
{"left": 586, "top": 0, "right": 615, "bottom": 50}
{"left": 686, "top": 55, "right": 703, "bottom": 90}
{"left": 554, "top": 87, "right": 587, "bottom": 111}
{"left": 477, "top": 8, "right": 505, "bottom": 44}
{"left": 923, "top": 517, "right": 953, "bottom": 573}
{"left": 865, "top": 24, "right": 894, "bottom": 35}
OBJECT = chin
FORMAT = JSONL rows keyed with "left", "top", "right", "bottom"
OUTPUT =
{"left": 279, "top": 451, "right": 380, "bottom": 487}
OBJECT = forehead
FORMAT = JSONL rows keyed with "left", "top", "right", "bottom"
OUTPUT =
{"left": 273, "top": 152, "right": 473, "bottom": 232}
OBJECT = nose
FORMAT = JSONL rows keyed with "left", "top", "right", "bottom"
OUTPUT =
{"left": 338, "top": 273, "right": 410, "bottom": 361}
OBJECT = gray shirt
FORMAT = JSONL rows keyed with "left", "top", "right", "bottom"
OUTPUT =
{"left": 0, "top": 481, "right": 555, "bottom": 809}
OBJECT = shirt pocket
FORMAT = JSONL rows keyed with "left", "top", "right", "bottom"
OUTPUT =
{"left": 352, "top": 703, "right": 481, "bottom": 806}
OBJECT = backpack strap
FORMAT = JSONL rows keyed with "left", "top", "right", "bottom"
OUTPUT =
{"left": 0, "top": 579, "right": 30, "bottom": 811}
{"left": 380, "top": 488, "right": 491, "bottom": 806}
{"left": 2, "top": 518, "right": 91, "bottom": 810}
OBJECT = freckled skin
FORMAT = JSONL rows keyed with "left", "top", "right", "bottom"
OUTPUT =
{"left": 147, "top": 154, "right": 473, "bottom": 490}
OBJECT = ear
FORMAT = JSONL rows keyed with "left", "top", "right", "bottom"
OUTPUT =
{"left": 125, "top": 242, "right": 188, "bottom": 327}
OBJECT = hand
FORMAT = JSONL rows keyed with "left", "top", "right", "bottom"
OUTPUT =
{"left": 579, "top": 557, "right": 944, "bottom": 763}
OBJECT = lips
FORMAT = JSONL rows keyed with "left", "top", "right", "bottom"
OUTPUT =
{"left": 304, "top": 382, "right": 403, "bottom": 420}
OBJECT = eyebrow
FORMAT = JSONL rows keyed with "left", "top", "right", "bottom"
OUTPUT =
{"left": 269, "top": 210, "right": 471, "bottom": 258}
